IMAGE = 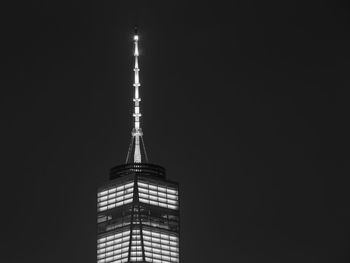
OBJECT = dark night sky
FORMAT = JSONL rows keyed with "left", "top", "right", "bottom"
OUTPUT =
{"left": 1, "top": 1, "right": 350, "bottom": 262}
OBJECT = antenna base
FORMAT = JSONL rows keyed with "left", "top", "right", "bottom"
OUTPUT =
{"left": 131, "top": 128, "right": 143, "bottom": 136}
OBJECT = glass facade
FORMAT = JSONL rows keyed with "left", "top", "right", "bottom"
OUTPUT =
{"left": 97, "top": 164, "right": 180, "bottom": 263}
{"left": 143, "top": 228, "right": 179, "bottom": 263}
{"left": 97, "top": 230, "right": 130, "bottom": 263}
{"left": 98, "top": 182, "right": 134, "bottom": 212}
{"left": 138, "top": 181, "right": 178, "bottom": 210}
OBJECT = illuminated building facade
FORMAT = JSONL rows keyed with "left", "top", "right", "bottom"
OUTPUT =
{"left": 97, "top": 29, "right": 180, "bottom": 263}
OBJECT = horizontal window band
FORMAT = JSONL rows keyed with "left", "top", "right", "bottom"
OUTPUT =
{"left": 98, "top": 183, "right": 135, "bottom": 197}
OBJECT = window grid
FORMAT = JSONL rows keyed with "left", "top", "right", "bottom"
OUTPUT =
{"left": 142, "top": 229, "right": 179, "bottom": 263}
{"left": 97, "top": 230, "right": 130, "bottom": 263}
{"left": 130, "top": 229, "right": 144, "bottom": 262}
{"left": 98, "top": 182, "right": 134, "bottom": 212}
{"left": 138, "top": 182, "right": 179, "bottom": 210}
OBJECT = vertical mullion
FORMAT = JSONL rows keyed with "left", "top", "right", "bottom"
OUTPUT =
{"left": 127, "top": 177, "right": 137, "bottom": 262}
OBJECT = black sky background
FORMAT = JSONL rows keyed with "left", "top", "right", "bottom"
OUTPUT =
{"left": 1, "top": 0, "right": 350, "bottom": 262}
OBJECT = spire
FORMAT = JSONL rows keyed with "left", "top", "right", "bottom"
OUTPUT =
{"left": 126, "top": 27, "right": 148, "bottom": 164}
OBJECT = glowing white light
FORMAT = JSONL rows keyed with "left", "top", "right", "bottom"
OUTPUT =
{"left": 137, "top": 181, "right": 179, "bottom": 210}
{"left": 97, "top": 230, "right": 131, "bottom": 263}
{"left": 131, "top": 32, "right": 143, "bottom": 163}
{"left": 142, "top": 229, "right": 179, "bottom": 263}
{"left": 97, "top": 182, "right": 134, "bottom": 211}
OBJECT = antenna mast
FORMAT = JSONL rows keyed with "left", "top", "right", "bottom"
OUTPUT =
{"left": 126, "top": 27, "right": 146, "bottom": 163}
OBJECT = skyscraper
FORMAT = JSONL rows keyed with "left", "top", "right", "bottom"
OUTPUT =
{"left": 97, "top": 29, "right": 180, "bottom": 263}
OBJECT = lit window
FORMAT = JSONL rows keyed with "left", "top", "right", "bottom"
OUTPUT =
{"left": 158, "top": 186, "right": 167, "bottom": 193}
